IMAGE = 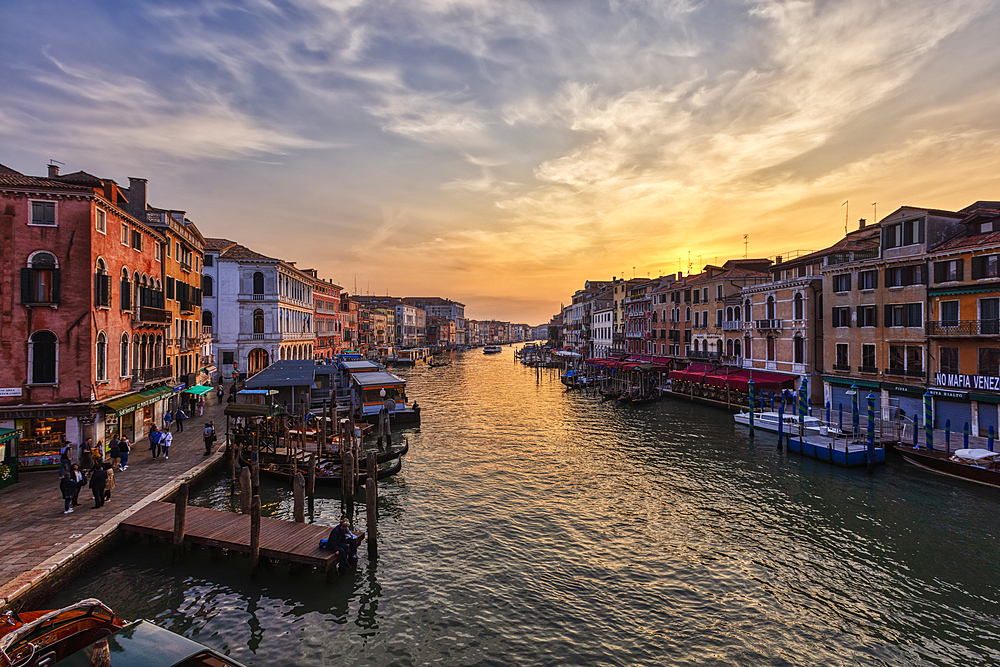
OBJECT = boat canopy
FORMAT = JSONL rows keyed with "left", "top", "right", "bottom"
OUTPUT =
{"left": 351, "top": 371, "right": 407, "bottom": 388}
{"left": 340, "top": 360, "right": 383, "bottom": 373}
{"left": 953, "top": 449, "right": 1000, "bottom": 460}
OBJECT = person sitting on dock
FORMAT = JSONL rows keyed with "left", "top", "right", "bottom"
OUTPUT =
{"left": 325, "top": 518, "right": 364, "bottom": 562}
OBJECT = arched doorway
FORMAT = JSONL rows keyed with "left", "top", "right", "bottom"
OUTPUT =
{"left": 248, "top": 348, "right": 270, "bottom": 375}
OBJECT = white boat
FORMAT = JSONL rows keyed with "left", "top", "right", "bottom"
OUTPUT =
{"left": 483, "top": 345, "right": 503, "bottom": 354}
{"left": 733, "top": 410, "right": 829, "bottom": 436}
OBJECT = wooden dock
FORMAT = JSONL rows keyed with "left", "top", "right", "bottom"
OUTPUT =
{"left": 120, "top": 502, "right": 338, "bottom": 570}
{"left": 787, "top": 436, "right": 886, "bottom": 468}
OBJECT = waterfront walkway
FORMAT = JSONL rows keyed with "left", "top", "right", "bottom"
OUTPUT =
{"left": 0, "top": 392, "right": 231, "bottom": 610}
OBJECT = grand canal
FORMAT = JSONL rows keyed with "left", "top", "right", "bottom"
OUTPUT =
{"left": 49, "top": 347, "right": 1000, "bottom": 665}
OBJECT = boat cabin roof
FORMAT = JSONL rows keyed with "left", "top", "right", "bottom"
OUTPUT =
{"left": 351, "top": 371, "right": 406, "bottom": 388}
{"left": 953, "top": 449, "right": 1000, "bottom": 460}
{"left": 341, "top": 360, "right": 383, "bottom": 372}
{"left": 55, "top": 620, "right": 244, "bottom": 667}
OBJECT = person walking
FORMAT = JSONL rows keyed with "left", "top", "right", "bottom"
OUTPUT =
{"left": 78, "top": 437, "right": 93, "bottom": 469}
{"left": 160, "top": 428, "right": 173, "bottom": 459}
{"left": 104, "top": 463, "right": 116, "bottom": 503}
{"left": 203, "top": 421, "right": 216, "bottom": 456}
{"left": 198, "top": 398, "right": 204, "bottom": 417}
{"left": 119, "top": 437, "right": 130, "bottom": 471}
{"left": 174, "top": 407, "right": 185, "bottom": 433}
{"left": 71, "top": 463, "right": 86, "bottom": 506}
{"left": 217, "top": 386, "right": 224, "bottom": 405}
{"left": 108, "top": 438, "right": 121, "bottom": 470}
{"left": 148, "top": 426, "right": 162, "bottom": 459}
{"left": 163, "top": 409, "right": 173, "bottom": 432}
{"left": 89, "top": 464, "right": 107, "bottom": 509}
{"left": 60, "top": 472, "right": 76, "bottom": 514}
{"left": 58, "top": 439, "right": 73, "bottom": 478}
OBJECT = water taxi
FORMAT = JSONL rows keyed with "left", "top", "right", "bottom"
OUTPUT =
{"left": 388, "top": 348, "right": 430, "bottom": 366}
{"left": 483, "top": 345, "right": 502, "bottom": 354}
{"left": 896, "top": 446, "right": 1000, "bottom": 488}
{"left": 733, "top": 410, "right": 829, "bottom": 436}
{"left": 351, "top": 370, "right": 421, "bottom": 424}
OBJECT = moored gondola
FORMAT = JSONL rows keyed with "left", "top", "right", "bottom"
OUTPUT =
{"left": 256, "top": 458, "right": 403, "bottom": 486}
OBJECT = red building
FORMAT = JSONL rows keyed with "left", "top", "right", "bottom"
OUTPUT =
{"left": 0, "top": 163, "right": 171, "bottom": 468}
{"left": 310, "top": 274, "right": 341, "bottom": 360}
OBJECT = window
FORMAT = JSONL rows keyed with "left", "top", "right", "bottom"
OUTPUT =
{"left": 693, "top": 290, "right": 700, "bottom": 304}
{"left": 30, "top": 201, "right": 56, "bottom": 226}
{"left": 972, "top": 254, "right": 1000, "bottom": 280}
{"left": 861, "top": 344, "right": 876, "bottom": 371}
{"left": 793, "top": 293, "right": 803, "bottom": 320}
{"left": 222, "top": 351, "right": 235, "bottom": 366}
{"left": 744, "top": 300, "right": 751, "bottom": 322}
{"left": 832, "top": 306, "right": 851, "bottom": 328}
{"left": 835, "top": 343, "right": 849, "bottom": 369}
{"left": 934, "top": 259, "right": 963, "bottom": 283}
{"left": 131, "top": 229, "right": 143, "bottom": 251}
{"left": 889, "top": 344, "right": 923, "bottom": 375}
{"left": 858, "top": 270, "right": 878, "bottom": 290}
{"left": 716, "top": 285, "right": 723, "bottom": 300}
{"left": 166, "top": 276, "right": 175, "bottom": 300}
{"left": 832, "top": 274, "right": 851, "bottom": 292}
{"left": 21, "top": 252, "right": 59, "bottom": 304}
{"left": 702, "top": 311, "right": 708, "bottom": 328}
{"left": 204, "top": 254, "right": 214, "bottom": 267}
{"left": 203, "top": 275, "right": 214, "bottom": 298}
{"left": 940, "top": 301, "right": 959, "bottom": 326}
{"left": 883, "top": 218, "right": 924, "bottom": 249}
{"left": 28, "top": 331, "right": 57, "bottom": 383}
{"left": 121, "top": 224, "right": 129, "bottom": 246}
{"left": 685, "top": 307, "right": 691, "bottom": 322}
{"left": 858, "top": 305, "right": 877, "bottom": 327}
{"left": 716, "top": 309, "right": 723, "bottom": 327}
{"left": 765, "top": 296, "right": 775, "bottom": 320}
{"left": 155, "top": 242, "right": 161, "bottom": 261}
{"left": 253, "top": 271, "right": 265, "bottom": 295}
{"left": 886, "top": 303, "right": 922, "bottom": 327}
{"left": 981, "top": 298, "right": 999, "bottom": 335}
{"left": 703, "top": 287, "right": 709, "bottom": 302}
{"left": 120, "top": 269, "right": 132, "bottom": 311}
{"left": 94, "top": 259, "right": 111, "bottom": 308}
{"left": 978, "top": 348, "right": 1000, "bottom": 376}
{"left": 885, "top": 264, "right": 926, "bottom": 287}
{"left": 96, "top": 332, "right": 107, "bottom": 381}
{"left": 940, "top": 347, "right": 959, "bottom": 374}
{"left": 793, "top": 336, "right": 804, "bottom": 364}
{"left": 120, "top": 334, "right": 130, "bottom": 377}
{"left": 96, "top": 209, "right": 106, "bottom": 233}
{"left": 253, "top": 308, "right": 265, "bottom": 334}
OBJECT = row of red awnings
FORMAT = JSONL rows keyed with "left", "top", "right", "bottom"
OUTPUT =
{"left": 668, "top": 365, "right": 796, "bottom": 392}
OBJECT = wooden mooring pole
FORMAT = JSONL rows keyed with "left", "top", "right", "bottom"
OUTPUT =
{"left": 250, "top": 494, "right": 261, "bottom": 577}
{"left": 251, "top": 431, "right": 260, "bottom": 496}
{"left": 293, "top": 472, "right": 305, "bottom": 523}
{"left": 240, "top": 466, "right": 252, "bottom": 515}
{"left": 307, "top": 453, "right": 316, "bottom": 500}
{"left": 366, "top": 450, "right": 377, "bottom": 557}
{"left": 172, "top": 482, "right": 188, "bottom": 562}
{"left": 343, "top": 449, "right": 355, "bottom": 516}
{"left": 229, "top": 445, "right": 237, "bottom": 493}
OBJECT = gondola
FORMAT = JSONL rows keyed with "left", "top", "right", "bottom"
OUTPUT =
{"left": 257, "top": 458, "right": 403, "bottom": 486}
{"left": 428, "top": 359, "right": 451, "bottom": 368}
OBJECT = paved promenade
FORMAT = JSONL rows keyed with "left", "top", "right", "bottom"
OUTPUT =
{"left": 0, "top": 392, "right": 231, "bottom": 610}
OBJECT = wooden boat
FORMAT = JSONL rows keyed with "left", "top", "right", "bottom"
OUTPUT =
{"left": 629, "top": 394, "right": 661, "bottom": 405}
{"left": 599, "top": 389, "right": 620, "bottom": 400}
{"left": 0, "top": 598, "right": 126, "bottom": 667}
{"left": 241, "top": 442, "right": 406, "bottom": 470}
{"left": 896, "top": 446, "right": 1000, "bottom": 488}
{"left": 483, "top": 345, "right": 502, "bottom": 354}
{"left": 258, "top": 458, "right": 403, "bottom": 486}
{"left": 428, "top": 359, "right": 451, "bottom": 368}
{"left": 54, "top": 619, "right": 246, "bottom": 666}
{"left": 733, "top": 410, "right": 829, "bottom": 436}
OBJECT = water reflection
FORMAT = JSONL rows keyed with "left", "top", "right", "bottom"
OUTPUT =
{"left": 49, "top": 347, "right": 1000, "bottom": 666}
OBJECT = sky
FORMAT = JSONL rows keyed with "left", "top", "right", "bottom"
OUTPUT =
{"left": 2, "top": 0, "right": 1000, "bottom": 325}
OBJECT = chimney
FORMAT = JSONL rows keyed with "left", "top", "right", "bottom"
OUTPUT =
{"left": 775, "top": 255, "right": 782, "bottom": 264}
{"left": 677, "top": 272, "right": 683, "bottom": 282}
{"left": 128, "top": 177, "right": 148, "bottom": 221}
{"left": 47, "top": 164, "right": 59, "bottom": 178}
{"left": 859, "top": 218, "right": 866, "bottom": 229}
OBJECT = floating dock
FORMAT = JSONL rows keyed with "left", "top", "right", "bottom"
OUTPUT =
{"left": 120, "top": 502, "right": 338, "bottom": 570}
{"left": 787, "top": 436, "right": 885, "bottom": 467}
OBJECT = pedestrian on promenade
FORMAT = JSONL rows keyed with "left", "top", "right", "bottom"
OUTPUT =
{"left": 218, "top": 386, "right": 224, "bottom": 404}
{"left": 109, "top": 438, "right": 121, "bottom": 469}
{"left": 148, "top": 426, "right": 162, "bottom": 459}
{"left": 60, "top": 472, "right": 76, "bottom": 514}
{"left": 58, "top": 438, "right": 73, "bottom": 478}
{"left": 163, "top": 409, "right": 173, "bottom": 432}
{"left": 161, "top": 429, "right": 173, "bottom": 459}
{"left": 198, "top": 398, "right": 204, "bottom": 417}
{"left": 79, "top": 437, "right": 92, "bottom": 467}
{"left": 89, "top": 464, "right": 107, "bottom": 509}
{"left": 174, "top": 408, "right": 185, "bottom": 433}
{"left": 92, "top": 440, "right": 104, "bottom": 466}
{"left": 104, "top": 463, "right": 116, "bottom": 502}
{"left": 71, "top": 463, "right": 86, "bottom": 506}
{"left": 119, "top": 437, "right": 130, "bottom": 471}
{"left": 203, "top": 421, "right": 216, "bottom": 456}
{"left": 80, "top": 441, "right": 92, "bottom": 473}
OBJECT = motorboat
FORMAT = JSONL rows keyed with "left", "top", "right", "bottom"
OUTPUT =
{"left": 733, "top": 410, "right": 829, "bottom": 436}
{"left": 896, "top": 446, "right": 1000, "bottom": 488}
{"left": 483, "top": 346, "right": 502, "bottom": 354}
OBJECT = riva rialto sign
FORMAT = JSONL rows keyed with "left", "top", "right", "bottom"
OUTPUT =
{"left": 935, "top": 373, "right": 1000, "bottom": 391}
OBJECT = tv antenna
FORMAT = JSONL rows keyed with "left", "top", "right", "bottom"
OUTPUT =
{"left": 743, "top": 234, "right": 749, "bottom": 259}
{"left": 842, "top": 200, "right": 849, "bottom": 234}
{"left": 872, "top": 202, "right": 877, "bottom": 223}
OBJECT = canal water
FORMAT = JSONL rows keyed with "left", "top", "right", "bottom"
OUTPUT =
{"left": 49, "top": 347, "right": 1000, "bottom": 665}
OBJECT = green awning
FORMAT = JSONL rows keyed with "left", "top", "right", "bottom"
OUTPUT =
{"left": 928, "top": 283, "right": 1000, "bottom": 297}
{"left": 0, "top": 428, "right": 21, "bottom": 443}
{"left": 971, "top": 392, "right": 1000, "bottom": 404}
{"left": 105, "top": 386, "right": 173, "bottom": 416}
{"left": 183, "top": 385, "right": 214, "bottom": 396}
{"left": 823, "top": 376, "right": 880, "bottom": 389}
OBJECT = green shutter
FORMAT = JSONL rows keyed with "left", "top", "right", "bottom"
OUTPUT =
{"left": 20, "top": 269, "right": 33, "bottom": 304}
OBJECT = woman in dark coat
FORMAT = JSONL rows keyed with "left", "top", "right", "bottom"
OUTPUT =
{"left": 60, "top": 473, "right": 76, "bottom": 514}
{"left": 89, "top": 464, "right": 108, "bottom": 509}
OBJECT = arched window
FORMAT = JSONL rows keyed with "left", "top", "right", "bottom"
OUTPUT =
{"left": 794, "top": 293, "right": 803, "bottom": 320}
{"left": 120, "top": 334, "right": 130, "bottom": 377}
{"left": 203, "top": 275, "right": 214, "bottom": 298}
{"left": 734, "top": 339, "right": 742, "bottom": 358}
{"left": 685, "top": 307, "right": 691, "bottom": 322}
{"left": 253, "top": 271, "right": 264, "bottom": 295}
{"left": 253, "top": 308, "right": 264, "bottom": 334}
{"left": 94, "top": 258, "right": 111, "bottom": 307}
{"left": 766, "top": 296, "right": 775, "bottom": 320}
{"left": 716, "top": 339, "right": 723, "bottom": 356}
{"left": 120, "top": 268, "right": 131, "bottom": 311}
{"left": 96, "top": 332, "right": 107, "bottom": 381}
{"left": 767, "top": 336, "right": 775, "bottom": 361}
{"left": 29, "top": 330, "right": 57, "bottom": 384}
{"left": 744, "top": 299, "right": 752, "bottom": 322}
{"left": 727, "top": 339, "right": 734, "bottom": 356}
{"left": 794, "top": 335, "right": 804, "bottom": 364}
{"left": 651, "top": 310, "right": 657, "bottom": 324}
{"left": 23, "top": 252, "right": 58, "bottom": 304}
{"left": 203, "top": 310, "right": 213, "bottom": 329}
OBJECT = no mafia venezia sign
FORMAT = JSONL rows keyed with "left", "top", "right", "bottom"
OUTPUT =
{"left": 935, "top": 373, "right": 1000, "bottom": 392}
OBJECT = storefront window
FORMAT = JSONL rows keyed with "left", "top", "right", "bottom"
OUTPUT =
{"left": 16, "top": 418, "right": 66, "bottom": 454}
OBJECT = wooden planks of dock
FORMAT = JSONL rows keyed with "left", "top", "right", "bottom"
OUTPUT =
{"left": 121, "top": 502, "right": 338, "bottom": 569}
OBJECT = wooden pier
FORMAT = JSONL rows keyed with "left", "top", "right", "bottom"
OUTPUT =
{"left": 120, "top": 501, "right": 339, "bottom": 571}
{"left": 787, "top": 436, "right": 886, "bottom": 468}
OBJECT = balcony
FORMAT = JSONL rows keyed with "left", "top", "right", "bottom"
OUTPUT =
{"left": 688, "top": 350, "right": 720, "bottom": 361}
{"left": 179, "top": 300, "right": 194, "bottom": 315}
{"left": 832, "top": 363, "right": 852, "bottom": 372}
{"left": 827, "top": 248, "right": 879, "bottom": 265}
{"left": 132, "top": 366, "right": 172, "bottom": 383}
{"left": 927, "top": 319, "right": 1000, "bottom": 337}
{"left": 755, "top": 319, "right": 782, "bottom": 331}
{"left": 133, "top": 305, "right": 171, "bottom": 325}
{"left": 858, "top": 365, "right": 879, "bottom": 375}
{"left": 722, "top": 321, "right": 743, "bottom": 331}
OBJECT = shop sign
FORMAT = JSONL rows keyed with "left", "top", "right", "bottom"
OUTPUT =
{"left": 174, "top": 384, "right": 187, "bottom": 393}
{"left": 884, "top": 384, "right": 924, "bottom": 395}
{"left": 0, "top": 388, "right": 22, "bottom": 397}
{"left": 929, "top": 388, "right": 968, "bottom": 399}
{"left": 935, "top": 373, "right": 1000, "bottom": 391}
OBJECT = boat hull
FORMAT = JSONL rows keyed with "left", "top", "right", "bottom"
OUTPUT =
{"left": 896, "top": 446, "right": 1000, "bottom": 488}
